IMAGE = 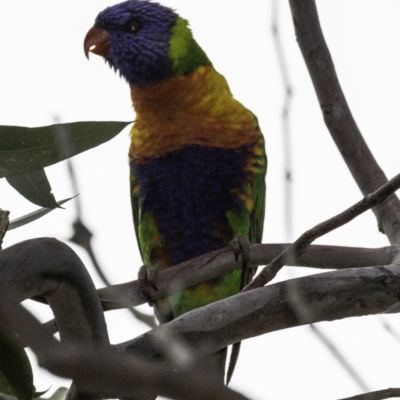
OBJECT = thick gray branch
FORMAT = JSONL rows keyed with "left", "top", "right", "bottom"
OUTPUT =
{"left": 3, "top": 239, "right": 400, "bottom": 399}
{"left": 0, "top": 237, "right": 108, "bottom": 346}
{"left": 0, "top": 299, "right": 250, "bottom": 400}
{"left": 0, "top": 238, "right": 110, "bottom": 399}
{"left": 288, "top": 0, "right": 400, "bottom": 244}
{"left": 118, "top": 265, "right": 400, "bottom": 360}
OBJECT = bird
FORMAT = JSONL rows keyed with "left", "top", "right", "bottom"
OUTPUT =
{"left": 84, "top": 0, "right": 266, "bottom": 389}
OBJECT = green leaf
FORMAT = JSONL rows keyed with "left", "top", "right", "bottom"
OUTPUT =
{"left": 0, "top": 121, "right": 132, "bottom": 178}
{"left": 6, "top": 169, "right": 58, "bottom": 208}
{"left": 0, "top": 331, "right": 33, "bottom": 400}
{"left": 7, "top": 196, "right": 77, "bottom": 231}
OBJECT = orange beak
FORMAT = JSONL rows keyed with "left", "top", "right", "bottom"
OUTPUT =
{"left": 84, "top": 27, "right": 111, "bottom": 59}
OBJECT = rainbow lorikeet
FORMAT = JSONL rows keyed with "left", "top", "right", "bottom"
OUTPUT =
{"left": 84, "top": 0, "right": 266, "bottom": 386}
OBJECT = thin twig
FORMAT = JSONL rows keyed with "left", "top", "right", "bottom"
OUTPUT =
{"left": 69, "top": 219, "right": 156, "bottom": 328}
{"left": 272, "top": 0, "right": 294, "bottom": 241}
{"left": 288, "top": 0, "right": 400, "bottom": 244}
{"left": 310, "top": 325, "right": 369, "bottom": 392}
{"left": 339, "top": 388, "right": 400, "bottom": 400}
{"left": 69, "top": 219, "right": 108, "bottom": 284}
{"left": 244, "top": 173, "right": 400, "bottom": 291}
{"left": 271, "top": 4, "right": 367, "bottom": 389}
{"left": 0, "top": 209, "right": 10, "bottom": 250}
{"left": 378, "top": 317, "right": 400, "bottom": 345}
{"left": 97, "top": 243, "right": 399, "bottom": 309}
{"left": 63, "top": 143, "right": 156, "bottom": 328}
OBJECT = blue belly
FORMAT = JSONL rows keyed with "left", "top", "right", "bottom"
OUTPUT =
{"left": 132, "top": 144, "right": 252, "bottom": 265}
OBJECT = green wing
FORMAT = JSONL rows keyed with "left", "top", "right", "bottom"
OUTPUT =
{"left": 130, "top": 165, "right": 144, "bottom": 261}
{"left": 244, "top": 132, "right": 267, "bottom": 286}
{"left": 250, "top": 155, "right": 267, "bottom": 244}
{"left": 130, "top": 164, "right": 166, "bottom": 266}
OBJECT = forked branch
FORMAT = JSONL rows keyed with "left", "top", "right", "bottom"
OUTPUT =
{"left": 245, "top": 172, "right": 400, "bottom": 290}
{"left": 288, "top": 0, "right": 400, "bottom": 244}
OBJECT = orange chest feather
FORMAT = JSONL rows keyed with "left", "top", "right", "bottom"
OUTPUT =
{"left": 129, "top": 66, "right": 260, "bottom": 160}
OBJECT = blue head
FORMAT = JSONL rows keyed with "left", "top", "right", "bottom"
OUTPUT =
{"left": 84, "top": 0, "right": 211, "bottom": 86}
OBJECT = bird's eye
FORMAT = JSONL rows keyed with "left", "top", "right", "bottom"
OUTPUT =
{"left": 127, "top": 18, "right": 141, "bottom": 33}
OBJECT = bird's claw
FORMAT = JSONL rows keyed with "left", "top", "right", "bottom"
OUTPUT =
{"left": 229, "top": 233, "right": 251, "bottom": 269}
{"left": 138, "top": 264, "right": 162, "bottom": 306}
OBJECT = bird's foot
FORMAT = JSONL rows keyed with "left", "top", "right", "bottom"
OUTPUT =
{"left": 229, "top": 233, "right": 251, "bottom": 269}
{"left": 138, "top": 264, "right": 162, "bottom": 306}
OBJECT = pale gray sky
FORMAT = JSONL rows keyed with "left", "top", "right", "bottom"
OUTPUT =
{"left": 1, "top": 1, "right": 400, "bottom": 399}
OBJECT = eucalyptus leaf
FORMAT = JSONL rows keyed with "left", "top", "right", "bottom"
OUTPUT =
{"left": 0, "top": 121, "right": 132, "bottom": 178}
{"left": 6, "top": 170, "right": 58, "bottom": 208}
{"left": 0, "top": 331, "right": 33, "bottom": 400}
{"left": 7, "top": 196, "right": 77, "bottom": 231}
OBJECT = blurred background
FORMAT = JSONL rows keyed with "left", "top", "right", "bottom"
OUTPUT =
{"left": 1, "top": 1, "right": 400, "bottom": 399}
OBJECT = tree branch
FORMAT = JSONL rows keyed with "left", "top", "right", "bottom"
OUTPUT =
{"left": 0, "top": 296, "right": 250, "bottom": 400}
{"left": 272, "top": 0, "right": 294, "bottom": 240}
{"left": 310, "top": 325, "right": 368, "bottom": 392}
{"left": 6, "top": 237, "right": 400, "bottom": 353}
{"left": 3, "top": 239, "right": 400, "bottom": 399}
{"left": 118, "top": 265, "right": 400, "bottom": 361}
{"left": 339, "top": 388, "right": 400, "bottom": 400}
{"left": 245, "top": 172, "right": 400, "bottom": 290}
{"left": 69, "top": 218, "right": 156, "bottom": 328}
{"left": 0, "top": 238, "right": 110, "bottom": 399}
{"left": 0, "top": 237, "right": 108, "bottom": 346}
{"left": 96, "top": 243, "right": 398, "bottom": 310}
{"left": 0, "top": 209, "right": 9, "bottom": 250}
{"left": 288, "top": 0, "right": 400, "bottom": 244}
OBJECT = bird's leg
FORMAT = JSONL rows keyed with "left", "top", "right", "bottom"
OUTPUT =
{"left": 138, "top": 264, "right": 162, "bottom": 306}
{"left": 229, "top": 233, "right": 251, "bottom": 271}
